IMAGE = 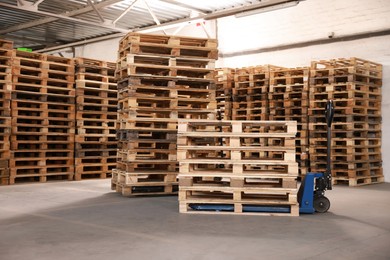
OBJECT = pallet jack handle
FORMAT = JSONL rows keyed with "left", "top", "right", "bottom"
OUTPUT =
{"left": 325, "top": 100, "right": 335, "bottom": 190}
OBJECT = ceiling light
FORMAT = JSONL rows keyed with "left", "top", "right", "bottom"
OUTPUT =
{"left": 235, "top": 1, "right": 299, "bottom": 18}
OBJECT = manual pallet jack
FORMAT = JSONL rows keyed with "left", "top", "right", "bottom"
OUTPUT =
{"left": 189, "top": 100, "right": 335, "bottom": 214}
{"left": 298, "top": 99, "right": 334, "bottom": 213}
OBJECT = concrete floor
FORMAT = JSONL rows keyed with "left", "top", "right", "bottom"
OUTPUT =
{"left": 0, "top": 180, "right": 389, "bottom": 260}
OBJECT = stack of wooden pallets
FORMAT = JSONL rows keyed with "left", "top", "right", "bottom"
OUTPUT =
{"left": 74, "top": 58, "right": 117, "bottom": 180}
{"left": 215, "top": 68, "right": 235, "bottom": 120}
{"left": 0, "top": 39, "right": 12, "bottom": 185}
{"left": 232, "top": 66, "right": 270, "bottom": 121}
{"left": 309, "top": 58, "right": 383, "bottom": 186}
{"left": 112, "top": 32, "right": 218, "bottom": 196}
{"left": 9, "top": 50, "right": 75, "bottom": 184}
{"left": 269, "top": 67, "right": 310, "bottom": 176}
{"left": 177, "top": 119, "right": 299, "bottom": 216}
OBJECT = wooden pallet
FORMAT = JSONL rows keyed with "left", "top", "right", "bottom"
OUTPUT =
{"left": 115, "top": 169, "right": 178, "bottom": 185}
{"left": 13, "top": 50, "right": 75, "bottom": 68}
{"left": 117, "top": 74, "right": 214, "bottom": 91}
{"left": 0, "top": 39, "right": 13, "bottom": 50}
{"left": 112, "top": 181, "right": 179, "bottom": 196}
{"left": 116, "top": 129, "right": 177, "bottom": 141}
{"left": 116, "top": 160, "right": 178, "bottom": 172}
{"left": 119, "top": 111, "right": 216, "bottom": 122}
{"left": 178, "top": 119, "right": 297, "bottom": 135}
{"left": 179, "top": 174, "right": 297, "bottom": 189}
{"left": 10, "top": 155, "right": 74, "bottom": 167}
{"left": 0, "top": 92, "right": 11, "bottom": 117}
{"left": 76, "top": 79, "right": 116, "bottom": 90}
{"left": 9, "top": 171, "right": 74, "bottom": 184}
{"left": 0, "top": 166, "right": 9, "bottom": 185}
{"left": 75, "top": 158, "right": 115, "bottom": 181}
{"left": 310, "top": 73, "right": 381, "bottom": 86}
{"left": 120, "top": 33, "right": 218, "bottom": 49}
{"left": 332, "top": 174, "right": 384, "bottom": 186}
{"left": 118, "top": 118, "right": 178, "bottom": 131}
{"left": 118, "top": 147, "right": 177, "bottom": 161}
{"left": 75, "top": 147, "right": 117, "bottom": 157}
{"left": 311, "top": 57, "right": 382, "bottom": 72}
{"left": 116, "top": 63, "right": 215, "bottom": 81}
{"left": 75, "top": 72, "right": 115, "bottom": 83}
{"left": 216, "top": 68, "right": 235, "bottom": 83}
{"left": 119, "top": 86, "right": 215, "bottom": 103}
{"left": 118, "top": 53, "right": 215, "bottom": 70}
{"left": 118, "top": 33, "right": 218, "bottom": 60}
{"left": 179, "top": 161, "right": 299, "bottom": 176}
{"left": 179, "top": 186, "right": 299, "bottom": 216}
{"left": 75, "top": 57, "right": 116, "bottom": 76}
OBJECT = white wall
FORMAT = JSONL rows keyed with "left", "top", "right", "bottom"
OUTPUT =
{"left": 217, "top": 0, "right": 390, "bottom": 182}
{"left": 217, "top": 0, "right": 390, "bottom": 55}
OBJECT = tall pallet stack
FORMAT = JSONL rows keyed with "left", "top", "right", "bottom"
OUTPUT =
{"left": 177, "top": 119, "right": 299, "bottom": 216}
{"left": 215, "top": 68, "right": 235, "bottom": 120}
{"left": 0, "top": 39, "right": 12, "bottom": 185}
{"left": 9, "top": 50, "right": 75, "bottom": 184}
{"left": 232, "top": 66, "right": 270, "bottom": 121}
{"left": 74, "top": 58, "right": 117, "bottom": 180}
{"left": 112, "top": 32, "right": 218, "bottom": 196}
{"left": 269, "top": 68, "right": 310, "bottom": 176}
{"left": 309, "top": 58, "right": 383, "bottom": 186}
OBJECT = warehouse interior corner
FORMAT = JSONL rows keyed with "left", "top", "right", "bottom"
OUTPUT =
{"left": 0, "top": 0, "right": 389, "bottom": 259}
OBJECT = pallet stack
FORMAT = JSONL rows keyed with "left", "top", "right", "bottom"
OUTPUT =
{"left": 309, "top": 57, "right": 383, "bottom": 186}
{"left": 112, "top": 32, "right": 218, "bottom": 196}
{"left": 269, "top": 67, "right": 310, "bottom": 176}
{"left": 74, "top": 58, "right": 117, "bottom": 180}
{"left": 232, "top": 66, "right": 270, "bottom": 121}
{"left": 0, "top": 39, "right": 12, "bottom": 185}
{"left": 177, "top": 119, "right": 299, "bottom": 216}
{"left": 215, "top": 68, "right": 235, "bottom": 120}
{"left": 9, "top": 50, "right": 75, "bottom": 184}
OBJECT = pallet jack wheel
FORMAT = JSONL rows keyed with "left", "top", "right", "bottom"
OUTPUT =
{"left": 314, "top": 196, "right": 330, "bottom": 213}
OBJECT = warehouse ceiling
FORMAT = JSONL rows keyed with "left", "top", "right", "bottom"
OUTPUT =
{"left": 0, "top": 0, "right": 301, "bottom": 51}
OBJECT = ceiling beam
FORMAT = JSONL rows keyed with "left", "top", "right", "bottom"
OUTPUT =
{"left": 113, "top": 0, "right": 139, "bottom": 25}
{"left": 143, "top": 0, "right": 166, "bottom": 35}
{"left": 36, "top": 0, "right": 302, "bottom": 53}
{"left": 0, "top": 0, "right": 123, "bottom": 34}
{"left": 159, "top": 0, "right": 208, "bottom": 14}
{"left": 33, "top": 0, "right": 46, "bottom": 7}
{"left": 36, "top": 33, "right": 126, "bottom": 54}
{"left": 86, "top": 0, "right": 106, "bottom": 23}
{"left": 16, "top": 0, "right": 25, "bottom": 6}
{"left": 5, "top": 35, "right": 55, "bottom": 45}
{"left": 0, "top": 2, "right": 129, "bottom": 33}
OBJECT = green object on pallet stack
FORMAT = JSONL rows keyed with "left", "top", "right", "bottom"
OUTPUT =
{"left": 17, "top": 47, "right": 32, "bottom": 52}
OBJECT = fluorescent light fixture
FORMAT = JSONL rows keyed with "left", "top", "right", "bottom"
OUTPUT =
{"left": 235, "top": 1, "right": 299, "bottom": 18}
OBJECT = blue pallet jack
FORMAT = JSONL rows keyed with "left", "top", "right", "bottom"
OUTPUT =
{"left": 189, "top": 100, "right": 335, "bottom": 215}
{"left": 298, "top": 99, "right": 334, "bottom": 213}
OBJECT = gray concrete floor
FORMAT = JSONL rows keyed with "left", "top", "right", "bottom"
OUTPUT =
{"left": 0, "top": 180, "right": 389, "bottom": 260}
